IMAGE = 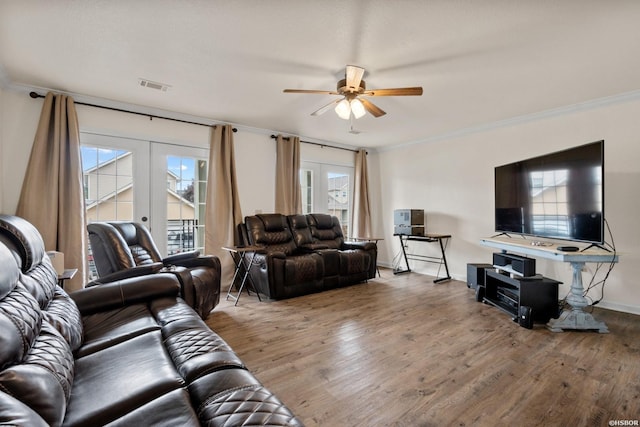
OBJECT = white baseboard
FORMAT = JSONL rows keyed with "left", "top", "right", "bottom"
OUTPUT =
{"left": 376, "top": 263, "right": 639, "bottom": 316}
{"left": 595, "top": 300, "right": 640, "bottom": 316}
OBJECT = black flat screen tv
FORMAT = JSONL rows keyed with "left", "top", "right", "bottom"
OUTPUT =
{"left": 494, "top": 140, "right": 604, "bottom": 244}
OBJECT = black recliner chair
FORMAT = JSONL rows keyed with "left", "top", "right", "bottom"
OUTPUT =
{"left": 87, "top": 222, "right": 221, "bottom": 319}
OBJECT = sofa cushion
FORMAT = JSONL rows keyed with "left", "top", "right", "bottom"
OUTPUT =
{"left": 0, "top": 284, "right": 42, "bottom": 370}
{"left": 0, "top": 391, "right": 48, "bottom": 427}
{"left": 18, "top": 261, "right": 57, "bottom": 308}
{"left": 77, "top": 304, "right": 160, "bottom": 357}
{"left": 102, "top": 389, "right": 200, "bottom": 427}
{"left": 189, "top": 369, "right": 303, "bottom": 427}
{"left": 162, "top": 317, "right": 246, "bottom": 382}
{"left": 245, "top": 214, "right": 298, "bottom": 255}
{"left": 307, "top": 213, "right": 345, "bottom": 249}
{"left": 65, "top": 331, "right": 184, "bottom": 426}
{"left": 287, "top": 214, "right": 315, "bottom": 247}
{"left": 43, "top": 287, "right": 84, "bottom": 351}
{"left": 0, "top": 322, "right": 74, "bottom": 426}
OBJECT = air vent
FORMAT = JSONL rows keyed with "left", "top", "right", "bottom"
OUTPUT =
{"left": 138, "top": 78, "right": 171, "bottom": 92}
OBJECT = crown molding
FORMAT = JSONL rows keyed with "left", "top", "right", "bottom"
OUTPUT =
{"left": 378, "top": 89, "right": 640, "bottom": 153}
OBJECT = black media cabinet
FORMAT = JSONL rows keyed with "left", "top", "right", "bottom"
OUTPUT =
{"left": 478, "top": 269, "right": 561, "bottom": 329}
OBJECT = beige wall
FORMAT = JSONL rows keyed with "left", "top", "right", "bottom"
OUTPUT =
{"left": 0, "top": 87, "right": 354, "bottom": 225}
{"left": 3, "top": 85, "right": 639, "bottom": 314}
{"left": 375, "top": 96, "right": 640, "bottom": 314}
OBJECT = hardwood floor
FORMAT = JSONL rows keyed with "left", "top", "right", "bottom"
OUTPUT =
{"left": 207, "top": 269, "right": 640, "bottom": 427}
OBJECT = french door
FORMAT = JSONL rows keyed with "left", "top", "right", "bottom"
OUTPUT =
{"left": 300, "top": 161, "right": 354, "bottom": 237}
{"left": 81, "top": 133, "right": 209, "bottom": 276}
{"left": 149, "top": 143, "right": 209, "bottom": 256}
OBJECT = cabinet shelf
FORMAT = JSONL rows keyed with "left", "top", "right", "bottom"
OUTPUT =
{"left": 479, "top": 269, "right": 561, "bottom": 329}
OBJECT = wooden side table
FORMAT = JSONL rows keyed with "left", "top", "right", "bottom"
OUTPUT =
{"left": 222, "top": 245, "right": 264, "bottom": 306}
{"left": 57, "top": 268, "right": 77, "bottom": 289}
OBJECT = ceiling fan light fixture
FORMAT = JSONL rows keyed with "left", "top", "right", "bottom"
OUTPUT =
{"left": 335, "top": 99, "right": 351, "bottom": 120}
{"left": 350, "top": 98, "right": 366, "bottom": 119}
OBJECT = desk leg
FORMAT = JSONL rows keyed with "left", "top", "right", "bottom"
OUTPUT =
{"left": 394, "top": 235, "right": 411, "bottom": 275}
{"left": 433, "top": 237, "right": 451, "bottom": 283}
{"left": 547, "top": 261, "right": 608, "bottom": 333}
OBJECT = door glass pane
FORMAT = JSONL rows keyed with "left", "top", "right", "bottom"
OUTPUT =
{"left": 82, "top": 146, "right": 134, "bottom": 278}
{"left": 300, "top": 169, "right": 313, "bottom": 214}
{"left": 166, "top": 156, "right": 207, "bottom": 255}
{"left": 327, "top": 172, "right": 350, "bottom": 237}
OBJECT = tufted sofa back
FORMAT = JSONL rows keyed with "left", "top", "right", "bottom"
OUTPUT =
{"left": 245, "top": 214, "right": 299, "bottom": 255}
{"left": 286, "top": 214, "right": 315, "bottom": 248}
{"left": 87, "top": 222, "right": 163, "bottom": 276}
{"left": 0, "top": 215, "right": 84, "bottom": 426}
{"left": 307, "top": 213, "right": 345, "bottom": 249}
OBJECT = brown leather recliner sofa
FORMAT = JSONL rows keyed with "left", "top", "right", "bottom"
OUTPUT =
{"left": 0, "top": 215, "right": 303, "bottom": 426}
{"left": 241, "top": 213, "right": 377, "bottom": 300}
{"left": 87, "top": 221, "right": 221, "bottom": 319}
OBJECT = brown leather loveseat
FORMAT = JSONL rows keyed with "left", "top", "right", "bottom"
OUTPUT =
{"left": 240, "top": 213, "right": 377, "bottom": 300}
{"left": 0, "top": 215, "right": 303, "bottom": 426}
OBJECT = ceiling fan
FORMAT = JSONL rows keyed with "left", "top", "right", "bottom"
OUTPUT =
{"left": 283, "top": 65, "right": 423, "bottom": 120}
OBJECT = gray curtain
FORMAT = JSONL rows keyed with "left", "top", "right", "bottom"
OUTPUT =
{"left": 16, "top": 92, "right": 87, "bottom": 291}
{"left": 204, "top": 124, "right": 243, "bottom": 285}
{"left": 275, "top": 135, "right": 302, "bottom": 215}
{"left": 352, "top": 148, "right": 372, "bottom": 238}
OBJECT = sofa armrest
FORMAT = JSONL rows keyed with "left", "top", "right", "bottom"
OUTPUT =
{"left": 85, "top": 262, "right": 164, "bottom": 287}
{"left": 71, "top": 272, "right": 181, "bottom": 315}
{"left": 163, "top": 250, "right": 201, "bottom": 265}
{"left": 169, "top": 254, "right": 221, "bottom": 270}
{"left": 342, "top": 241, "right": 377, "bottom": 251}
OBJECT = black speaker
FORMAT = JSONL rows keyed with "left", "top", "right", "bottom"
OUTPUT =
{"left": 492, "top": 252, "right": 536, "bottom": 277}
{"left": 467, "top": 263, "right": 493, "bottom": 289}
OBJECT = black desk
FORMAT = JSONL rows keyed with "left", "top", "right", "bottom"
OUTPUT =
{"left": 393, "top": 234, "right": 452, "bottom": 283}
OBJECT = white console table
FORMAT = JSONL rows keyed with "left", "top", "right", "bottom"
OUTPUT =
{"left": 480, "top": 237, "right": 619, "bottom": 333}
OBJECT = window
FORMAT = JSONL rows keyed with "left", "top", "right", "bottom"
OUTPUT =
{"left": 82, "top": 146, "right": 133, "bottom": 223}
{"left": 165, "top": 155, "right": 208, "bottom": 254}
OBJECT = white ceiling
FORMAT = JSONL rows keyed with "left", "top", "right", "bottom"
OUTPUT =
{"left": 1, "top": 1, "right": 640, "bottom": 149}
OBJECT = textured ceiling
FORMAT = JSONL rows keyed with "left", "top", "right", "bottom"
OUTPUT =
{"left": 1, "top": 0, "right": 640, "bottom": 149}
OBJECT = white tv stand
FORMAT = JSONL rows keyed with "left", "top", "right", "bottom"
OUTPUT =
{"left": 480, "top": 237, "right": 619, "bottom": 333}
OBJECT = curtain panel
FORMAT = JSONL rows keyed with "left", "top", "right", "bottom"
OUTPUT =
{"left": 204, "top": 124, "right": 243, "bottom": 284}
{"left": 16, "top": 92, "right": 88, "bottom": 291}
{"left": 275, "top": 135, "right": 302, "bottom": 215}
{"left": 352, "top": 148, "right": 372, "bottom": 238}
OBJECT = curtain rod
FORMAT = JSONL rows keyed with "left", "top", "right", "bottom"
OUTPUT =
{"left": 270, "top": 134, "right": 360, "bottom": 153}
{"left": 29, "top": 91, "right": 237, "bottom": 132}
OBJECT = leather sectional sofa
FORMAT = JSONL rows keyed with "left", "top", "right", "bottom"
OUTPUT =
{"left": 240, "top": 213, "right": 377, "bottom": 300}
{"left": 0, "top": 215, "right": 302, "bottom": 426}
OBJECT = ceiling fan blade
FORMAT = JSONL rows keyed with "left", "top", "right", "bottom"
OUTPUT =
{"left": 283, "top": 89, "right": 339, "bottom": 95}
{"left": 360, "top": 99, "right": 386, "bottom": 118}
{"left": 311, "top": 99, "right": 341, "bottom": 116}
{"left": 363, "top": 87, "right": 423, "bottom": 96}
{"left": 345, "top": 65, "right": 365, "bottom": 92}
